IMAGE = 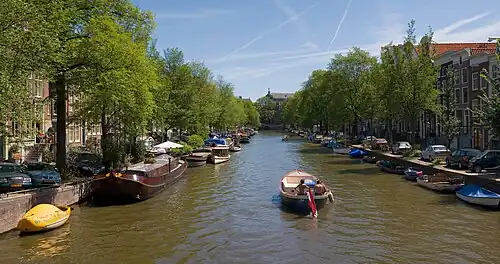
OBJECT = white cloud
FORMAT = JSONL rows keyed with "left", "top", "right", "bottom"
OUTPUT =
{"left": 217, "top": 1, "right": 320, "bottom": 61}
{"left": 220, "top": 12, "right": 500, "bottom": 81}
{"left": 275, "top": 0, "right": 318, "bottom": 50}
{"left": 327, "top": 0, "right": 353, "bottom": 51}
{"left": 156, "top": 9, "right": 230, "bottom": 19}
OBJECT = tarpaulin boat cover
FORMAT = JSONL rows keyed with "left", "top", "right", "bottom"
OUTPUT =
{"left": 457, "top": 184, "right": 500, "bottom": 198}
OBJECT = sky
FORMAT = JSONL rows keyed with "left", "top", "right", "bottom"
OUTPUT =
{"left": 132, "top": 0, "right": 500, "bottom": 101}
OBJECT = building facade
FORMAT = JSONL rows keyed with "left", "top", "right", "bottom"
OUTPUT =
{"left": 264, "top": 89, "right": 294, "bottom": 128}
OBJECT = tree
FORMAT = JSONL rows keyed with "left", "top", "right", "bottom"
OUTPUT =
{"left": 255, "top": 96, "right": 277, "bottom": 125}
{"left": 39, "top": 0, "right": 155, "bottom": 171}
{"left": 242, "top": 100, "right": 260, "bottom": 128}
{"left": 439, "top": 69, "right": 461, "bottom": 148}
{"left": 70, "top": 15, "right": 157, "bottom": 170}
{"left": 328, "top": 47, "right": 378, "bottom": 137}
{"left": 478, "top": 40, "right": 500, "bottom": 144}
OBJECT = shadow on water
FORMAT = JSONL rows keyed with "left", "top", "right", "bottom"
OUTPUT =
{"left": 336, "top": 167, "right": 382, "bottom": 175}
{"left": 327, "top": 158, "right": 363, "bottom": 165}
{"left": 271, "top": 194, "right": 311, "bottom": 217}
{"left": 296, "top": 146, "right": 333, "bottom": 155}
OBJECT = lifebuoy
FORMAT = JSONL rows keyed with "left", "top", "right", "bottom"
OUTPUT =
{"left": 328, "top": 192, "right": 334, "bottom": 203}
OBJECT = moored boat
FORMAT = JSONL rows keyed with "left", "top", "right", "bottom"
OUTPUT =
{"left": 17, "top": 204, "right": 71, "bottom": 233}
{"left": 91, "top": 154, "right": 187, "bottom": 202}
{"left": 376, "top": 160, "right": 405, "bottom": 175}
{"left": 240, "top": 135, "right": 250, "bottom": 143}
{"left": 210, "top": 145, "right": 230, "bottom": 164}
{"left": 456, "top": 184, "right": 500, "bottom": 208}
{"left": 416, "top": 174, "right": 463, "bottom": 193}
{"left": 282, "top": 135, "right": 289, "bottom": 142}
{"left": 349, "top": 148, "right": 367, "bottom": 158}
{"left": 362, "top": 156, "right": 377, "bottom": 164}
{"left": 403, "top": 167, "right": 423, "bottom": 181}
{"left": 279, "top": 170, "right": 334, "bottom": 214}
{"left": 184, "top": 153, "right": 208, "bottom": 167}
{"left": 332, "top": 142, "right": 351, "bottom": 155}
{"left": 229, "top": 145, "right": 241, "bottom": 152}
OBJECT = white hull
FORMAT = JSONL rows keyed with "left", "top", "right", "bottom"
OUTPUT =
{"left": 416, "top": 178, "right": 463, "bottom": 192}
{"left": 332, "top": 148, "right": 350, "bottom": 155}
{"left": 456, "top": 192, "right": 500, "bottom": 208}
{"left": 211, "top": 155, "right": 230, "bottom": 164}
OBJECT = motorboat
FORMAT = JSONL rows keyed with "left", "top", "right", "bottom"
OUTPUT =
{"left": 403, "top": 167, "right": 423, "bottom": 181}
{"left": 456, "top": 184, "right": 500, "bottom": 208}
{"left": 348, "top": 148, "right": 367, "bottom": 158}
{"left": 279, "top": 170, "right": 334, "bottom": 214}
{"left": 416, "top": 174, "right": 463, "bottom": 193}
{"left": 17, "top": 204, "right": 71, "bottom": 233}
{"left": 332, "top": 142, "right": 351, "bottom": 155}
{"left": 210, "top": 145, "right": 230, "bottom": 164}
{"left": 184, "top": 153, "right": 208, "bottom": 167}
{"left": 376, "top": 160, "right": 405, "bottom": 175}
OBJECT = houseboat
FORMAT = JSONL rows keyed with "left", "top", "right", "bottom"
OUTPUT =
{"left": 91, "top": 154, "right": 187, "bottom": 202}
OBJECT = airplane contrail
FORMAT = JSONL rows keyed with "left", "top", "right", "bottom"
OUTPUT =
{"left": 328, "top": 0, "right": 352, "bottom": 51}
{"left": 219, "top": 1, "right": 320, "bottom": 61}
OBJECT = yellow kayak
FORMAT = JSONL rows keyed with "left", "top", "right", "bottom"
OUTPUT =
{"left": 17, "top": 204, "right": 72, "bottom": 233}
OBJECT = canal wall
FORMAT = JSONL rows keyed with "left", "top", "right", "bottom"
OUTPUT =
{"left": 353, "top": 145, "right": 500, "bottom": 194}
{"left": 0, "top": 181, "right": 90, "bottom": 234}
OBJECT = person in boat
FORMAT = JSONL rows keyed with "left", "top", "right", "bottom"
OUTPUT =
{"left": 314, "top": 179, "right": 328, "bottom": 195}
{"left": 294, "top": 179, "right": 311, "bottom": 195}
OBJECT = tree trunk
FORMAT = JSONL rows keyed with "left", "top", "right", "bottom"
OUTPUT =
{"left": 52, "top": 75, "right": 67, "bottom": 175}
{"left": 100, "top": 106, "right": 110, "bottom": 172}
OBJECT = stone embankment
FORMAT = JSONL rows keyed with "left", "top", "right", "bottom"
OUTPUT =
{"left": 0, "top": 181, "right": 90, "bottom": 234}
{"left": 353, "top": 145, "right": 500, "bottom": 193}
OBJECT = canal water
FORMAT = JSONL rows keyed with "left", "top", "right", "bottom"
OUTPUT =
{"left": 1, "top": 131, "right": 500, "bottom": 264}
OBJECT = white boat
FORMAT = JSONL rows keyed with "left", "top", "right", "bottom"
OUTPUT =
{"left": 331, "top": 142, "right": 350, "bottom": 155}
{"left": 279, "top": 170, "right": 334, "bottom": 213}
{"left": 416, "top": 174, "right": 463, "bottom": 193}
{"left": 210, "top": 145, "right": 230, "bottom": 164}
{"left": 229, "top": 145, "right": 241, "bottom": 152}
{"left": 456, "top": 184, "right": 500, "bottom": 208}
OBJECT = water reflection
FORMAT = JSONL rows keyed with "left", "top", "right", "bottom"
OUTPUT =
{"left": 18, "top": 224, "right": 71, "bottom": 262}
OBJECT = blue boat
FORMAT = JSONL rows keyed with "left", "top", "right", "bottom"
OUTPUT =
{"left": 348, "top": 148, "right": 367, "bottom": 158}
{"left": 205, "top": 138, "right": 227, "bottom": 147}
{"left": 403, "top": 167, "right": 422, "bottom": 181}
{"left": 456, "top": 184, "right": 500, "bottom": 208}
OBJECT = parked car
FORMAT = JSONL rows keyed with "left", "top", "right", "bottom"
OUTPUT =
{"left": 23, "top": 162, "right": 61, "bottom": 187}
{"left": 468, "top": 150, "right": 500, "bottom": 173}
{"left": 420, "top": 145, "right": 450, "bottom": 161}
{"left": 391, "top": 141, "right": 412, "bottom": 155}
{"left": 0, "top": 162, "right": 32, "bottom": 193}
{"left": 445, "top": 148, "right": 481, "bottom": 170}
{"left": 67, "top": 152, "right": 105, "bottom": 177}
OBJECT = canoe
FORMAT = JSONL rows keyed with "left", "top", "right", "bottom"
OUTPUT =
{"left": 376, "top": 160, "right": 405, "bottom": 175}
{"left": 279, "top": 170, "right": 334, "bottom": 214}
{"left": 416, "top": 174, "right": 463, "bottom": 193}
{"left": 456, "top": 184, "right": 500, "bottom": 208}
{"left": 17, "top": 204, "right": 71, "bottom": 233}
{"left": 403, "top": 167, "right": 423, "bottom": 181}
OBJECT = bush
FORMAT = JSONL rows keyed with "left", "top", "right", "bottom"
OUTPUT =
{"left": 42, "top": 147, "right": 54, "bottom": 163}
{"left": 187, "top": 135, "right": 205, "bottom": 148}
{"left": 413, "top": 144, "right": 421, "bottom": 150}
{"left": 433, "top": 158, "right": 444, "bottom": 165}
{"left": 131, "top": 140, "right": 146, "bottom": 163}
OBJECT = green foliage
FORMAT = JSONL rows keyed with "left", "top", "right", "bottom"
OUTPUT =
{"left": 255, "top": 96, "right": 277, "bottom": 125}
{"left": 478, "top": 40, "right": 500, "bottom": 141}
{"left": 130, "top": 140, "right": 146, "bottom": 163}
{"left": 187, "top": 135, "right": 205, "bottom": 148}
{"left": 439, "top": 68, "right": 461, "bottom": 148}
{"left": 42, "top": 147, "right": 54, "bottom": 163}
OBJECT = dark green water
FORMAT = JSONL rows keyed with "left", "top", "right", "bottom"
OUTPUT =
{"left": 1, "top": 131, "right": 500, "bottom": 264}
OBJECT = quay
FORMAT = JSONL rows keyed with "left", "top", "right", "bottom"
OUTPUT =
{"left": 352, "top": 144, "right": 500, "bottom": 194}
{"left": 0, "top": 181, "right": 90, "bottom": 234}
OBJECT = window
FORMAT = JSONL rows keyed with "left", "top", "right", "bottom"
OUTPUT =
{"left": 456, "top": 110, "right": 463, "bottom": 125}
{"left": 493, "top": 64, "right": 499, "bottom": 80}
{"left": 74, "top": 126, "right": 81, "bottom": 142}
{"left": 67, "top": 126, "right": 75, "bottom": 143}
{"left": 455, "top": 88, "right": 461, "bottom": 104}
{"left": 52, "top": 99, "right": 57, "bottom": 116}
{"left": 462, "top": 87, "right": 468, "bottom": 104}
{"left": 454, "top": 69, "right": 460, "bottom": 85}
{"left": 480, "top": 75, "right": 487, "bottom": 89}
{"left": 472, "top": 72, "right": 479, "bottom": 91}
{"left": 472, "top": 99, "right": 479, "bottom": 118}
{"left": 464, "top": 110, "right": 470, "bottom": 134}
{"left": 28, "top": 73, "right": 44, "bottom": 98}
{"left": 462, "top": 68, "right": 468, "bottom": 84}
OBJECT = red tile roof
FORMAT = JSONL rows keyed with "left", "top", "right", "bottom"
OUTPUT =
{"left": 471, "top": 48, "right": 497, "bottom": 55}
{"left": 431, "top": 43, "right": 496, "bottom": 56}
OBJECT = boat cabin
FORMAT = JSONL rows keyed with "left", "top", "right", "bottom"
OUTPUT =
{"left": 125, "top": 154, "right": 178, "bottom": 178}
{"left": 211, "top": 146, "right": 229, "bottom": 157}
